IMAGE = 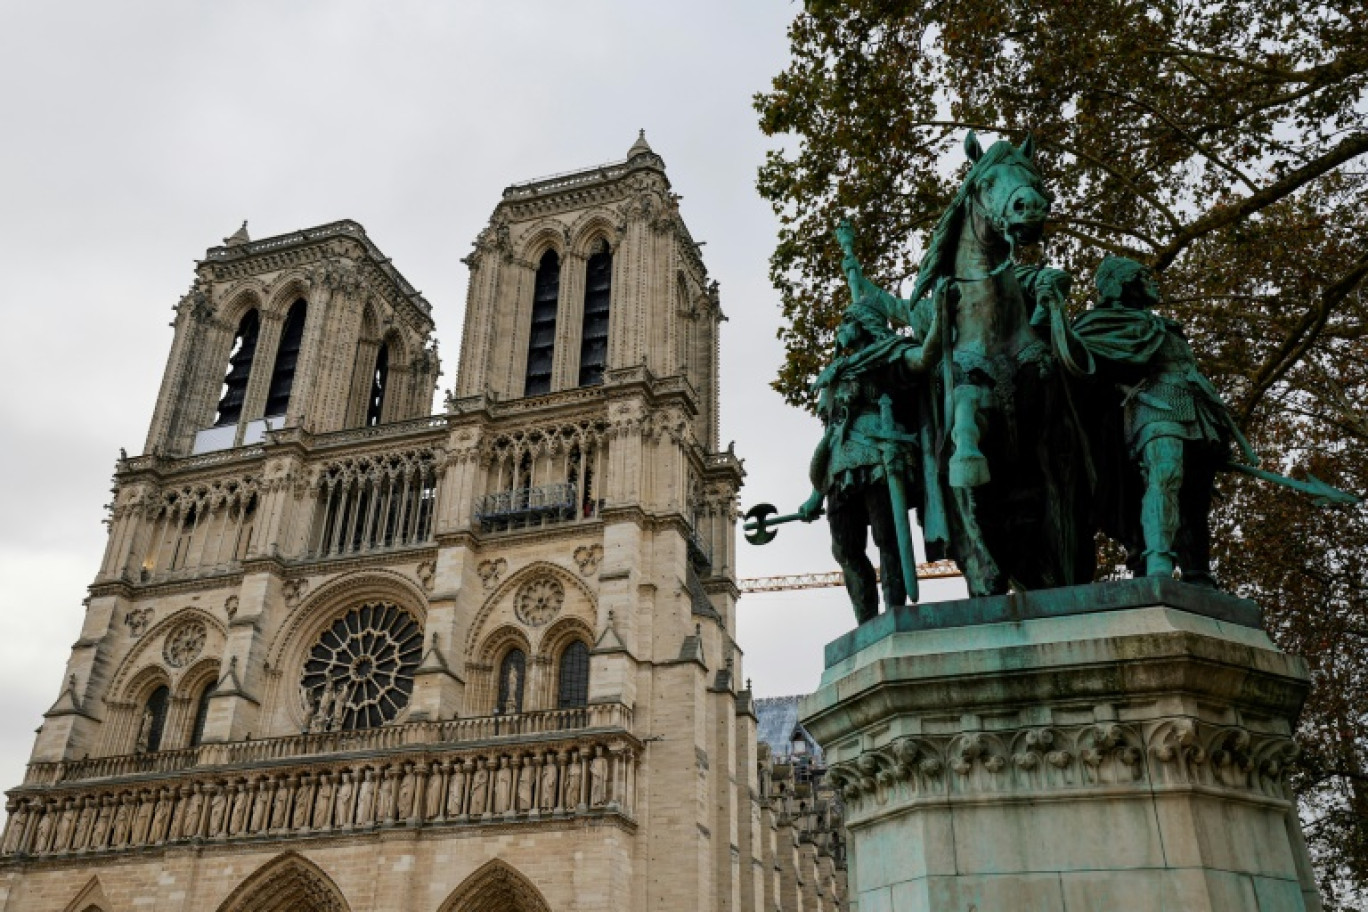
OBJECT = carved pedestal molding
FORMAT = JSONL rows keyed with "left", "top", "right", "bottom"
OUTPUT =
{"left": 803, "top": 591, "right": 1322, "bottom": 912}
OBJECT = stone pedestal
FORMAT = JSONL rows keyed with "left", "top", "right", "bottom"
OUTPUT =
{"left": 801, "top": 579, "right": 1322, "bottom": 912}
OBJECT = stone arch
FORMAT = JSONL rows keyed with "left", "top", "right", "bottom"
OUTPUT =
{"left": 266, "top": 570, "right": 429, "bottom": 729}
{"left": 475, "top": 624, "right": 532, "bottom": 715}
{"left": 517, "top": 220, "right": 568, "bottom": 263}
{"left": 214, "top": 851, "right": 351, "bottom": 912}
{"left": 464, "top": 560, "right": 596, "bottom": 659}
{"left": 437, "top": 859, "right": 552, "bottom": 912}
{"left": 107, "top": 607, "right": 227, "bottom": 701}
{"left": 262, "top": 272, "right": 313, "bottom": 319}
{"left": 217, "top": 282, "right": 267, "bottom": 330}
{"left": 568, "top": 210, "right": 620, "bottom": 257}
{"left": 62, "top": 875, "right": 113, "bottom": 912}
{"left": 534, "top": 616, "right": 595, "bottom": 710}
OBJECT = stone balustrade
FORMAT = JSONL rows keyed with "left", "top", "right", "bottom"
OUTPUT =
{"left": 3, "top": 729, "right": 639, "bottom": 860}
{"left": 23, "top": 704, "right": 631, "bottom": 787}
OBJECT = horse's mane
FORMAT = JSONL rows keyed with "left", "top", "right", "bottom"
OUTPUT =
{"left": 905, "top": 141, "right": 1027, "bottom": 307}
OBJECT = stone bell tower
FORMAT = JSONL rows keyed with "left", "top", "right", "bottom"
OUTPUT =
{"left": 0, "top": 137, "right": 829, "bottom": 912}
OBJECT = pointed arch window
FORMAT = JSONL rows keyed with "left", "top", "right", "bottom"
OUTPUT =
{"left": 557, "top": 641, "right": 590, "bottom": 709}
{"left": 524, "top": 250, "right": 560, "bottom": 397}
{"left": 189, "top": 680, "right": 215, "bottom": 747}
{"left": 366, "top": 342, "right": 390, "bottom": 427}
{"left": 215, "top": 310, "right": 260, "bottom": 426}
{"left": 497, "top": 648, "right": 526, "bottom": 715}
{"left": 140, "top": 685, "right": 170, "bottom": 754}
{"left": 265, "top": 299, "right": 307, "bottom": 418}
{"left": 579, "top": 246, "right": 611, "bottom": 386}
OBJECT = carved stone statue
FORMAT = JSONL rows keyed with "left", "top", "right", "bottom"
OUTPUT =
{"left": 313, "top": 773, "right": 334, "bottom": 828}
{"left": 356, "top": 769, "right": 376, "bottom": 826}
{"left": 564, "top": 752, "right": 582, "bottom": 809}
{"left": 250, "top": 779, "right": 271, "bottom": 832}
{"left": 539, "top": 756, "right": 559, "bottom": 812}
{"left": 517, "top": 758, "right": 534, "bottom": 812}
{"left": 589, "top": 748, "right": 608, "bottom": 807}
{"left": 132, "top": 791, "right": 153, "bottom": 844}
{"left": 397, "top": 766, "right": 416, "bottom": 820}
{"left": 135, "top": 707, "right": 155, "bottom": 754}
{"left": 335, "top": 771, "right": 355, "bottom": 828}
{"left": 501, "top": 663, "right": 521, "bottom": 715}
{"left": 151, "top": 790, "right": 171, "bottom": 843}
{"left": 376, "top": 769, "right": 395, "bottom": 823}
{"left": 229, "top": 783, "right": 249, "bottom": 836}
{"left": 270, "top": 778, "right": 291, "bottom": 831}
{"left": 425, "top": 763, "right": 444, "bottom": 819}
{"left": 469, "top": 761, "right": 489, "bottom": 816}
{"left": 207, "top": 786, "right": 227, "bottom": 836}
{"left": 493, "top": 758, "right": 512, "bottom": 814}
{"left": 447, "top": 762, "right": 468, "bottom": 818}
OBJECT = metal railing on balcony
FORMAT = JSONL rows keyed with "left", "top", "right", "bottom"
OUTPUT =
{"left": 474, "top": 482, "right": 579, "bottom": 532}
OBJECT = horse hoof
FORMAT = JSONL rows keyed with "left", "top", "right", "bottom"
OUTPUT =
{"left": 949, "top": 456, "right": 990, "bottom": 488}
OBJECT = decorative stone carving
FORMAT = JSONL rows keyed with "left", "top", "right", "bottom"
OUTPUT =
{"left": 162, "top": 620, "right": 206, "bottom": 668}
{"left": 416, "top": 559, "right": 436, "bottom": 591}
{"left": 573, "top": 544, "right": 603, "bottom": 576}
{"left": 282, "top": 579, "right": 308, "bottom": 608}
{"left": 514, "top": 577, "right": 564, "bottom": 627}
{"left": 125, "top": 607, "right": 154, "bottom": 637}
{"left": 224, "top": 595, "right": 238, "bottom": 620}
{"left": 477, "top": 558, "right": 507, "bottom": 590}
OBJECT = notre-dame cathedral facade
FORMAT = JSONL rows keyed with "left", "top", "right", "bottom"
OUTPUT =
{"left": 0, "top": 135, "right": 845, "bottom": 911}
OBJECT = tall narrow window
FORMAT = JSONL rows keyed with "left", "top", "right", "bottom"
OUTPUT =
{"left": 557, "top": 641, "right": 590, "bottom": 709}
{"left": 579, "top": 246, "right": 611, "bottom": 386}
{"left": 140, "top": 685, "right": 170, "bottom": 753}
{"left": 265, "top": 299, "right": 307, "bottom": 418}
{"left": 215, "top": 310, "right": 260, "bottom": 426}
{"left": 497, "top": 648, "right": 526, "bottom": 715}
{"left": 524, "top": 250, "right": 560, "bottom": 396}
{"left": 366, "top": 343, "right": 389, "bottom": 427}
{"left": 189, "top": 681, "right": 215, "bottom": 747}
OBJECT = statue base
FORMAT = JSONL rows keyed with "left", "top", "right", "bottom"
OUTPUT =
{"left": 801, "top": 578, "right": 1321, "bottom": 911}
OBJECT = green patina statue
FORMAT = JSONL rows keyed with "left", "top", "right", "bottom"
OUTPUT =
{"left": 1073, "top": 257, "right": 1258, "bottom": 584}
{"left": 742, "top": 132, "right": 1357, "bottom": 622}
{"left": 793, "top": 240, "right": 941, "bottom": 623}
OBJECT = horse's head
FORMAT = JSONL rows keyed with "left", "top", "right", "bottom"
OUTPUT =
{"left": 964, "top": 131, "right": 1051, "bottom": 246}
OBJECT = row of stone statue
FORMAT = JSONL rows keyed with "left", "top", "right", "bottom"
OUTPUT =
{"left": 759, "top": 133, "right": 1353, "bottom": 618}
{"left": 3, "top": 744, "right": 630, "bottom": 857}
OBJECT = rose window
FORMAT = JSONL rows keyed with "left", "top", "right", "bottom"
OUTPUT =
{"left": 163, "top": 620, "right": 206, "bottom": 668}
{"left": 301, "top": 602, "right": 423, "bottom": 731}
{"left": 515, "top": 577, "right": 564, "bottom": 627}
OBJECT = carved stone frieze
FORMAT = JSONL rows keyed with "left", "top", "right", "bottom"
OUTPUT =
{"left": 416, "top": 560, "right": 436, "bottom": 592}
{"left": 827, "top": 718, "right": 1296, "bottom": 820}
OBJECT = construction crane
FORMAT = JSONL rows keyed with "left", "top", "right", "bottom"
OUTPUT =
{"left": 739, "top": 560, "right": 962, "bottom": 594}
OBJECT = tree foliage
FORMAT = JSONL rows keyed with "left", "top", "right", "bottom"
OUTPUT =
{"left": 756, "top": 0, "right": 1368, "bottom": 902}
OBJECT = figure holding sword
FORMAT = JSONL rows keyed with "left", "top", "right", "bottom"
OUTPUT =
{"left": 784, "top": 223, "right": 941, "bottom": 623}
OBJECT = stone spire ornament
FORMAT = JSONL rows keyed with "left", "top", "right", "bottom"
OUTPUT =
{"left": 627, "top": 129, "right": 652, "bottom": 158}
{"left": 223, "top": 221, "right": 250, "bottom": 247}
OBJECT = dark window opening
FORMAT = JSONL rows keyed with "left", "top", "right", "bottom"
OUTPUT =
{"left": 143, "top": 685, "right": 170, "bottom": 753}
{"left": 557, "top": 641, "right": 590, "bottom": 709}
{"left": 497, "top": 648, "right": 527, "bottom": 715}
{"left": 366, "top": 343, "right": 389, "bottom": 427}
{"left": 579, "top": 247, "right": 611, "bottom": 386}
{"left": 264, "top": 299, "right": 307, "bottom": 418}
{"left": 215, "top": 310, "right": 260, "bottom": 426}
{"left": 524, "top": 250, "right": 560, "bottom": 397}
{"left": 190, "top": 681, "right": 215, "bottom": 747}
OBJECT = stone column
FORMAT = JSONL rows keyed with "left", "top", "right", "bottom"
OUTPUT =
{"left": 804, "top": 579, "right": 1323, "bottom": 912}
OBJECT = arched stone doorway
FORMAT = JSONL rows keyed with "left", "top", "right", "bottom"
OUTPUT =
{"left": 215, "top": 851, "right": 351, "bottom": 912}
{"left": 438, "top": 859, "right": 552, "bottom": 912}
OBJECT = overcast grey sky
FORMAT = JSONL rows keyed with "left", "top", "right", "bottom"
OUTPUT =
{"left": 0, "top": 1, "right": 965, "bottom": 793}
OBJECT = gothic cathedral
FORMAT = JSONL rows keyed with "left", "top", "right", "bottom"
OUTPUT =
{"left": 0, "top": 135, "right": 844, "bottom": 911}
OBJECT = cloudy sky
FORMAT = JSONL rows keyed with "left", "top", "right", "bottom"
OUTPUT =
{"left": 0, "top": 2, "right": 965, "bottom": 792}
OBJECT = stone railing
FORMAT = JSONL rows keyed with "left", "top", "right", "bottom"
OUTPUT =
{"left": 3, "top": 729, "right": 639, "bottom": 859}
{"left": 290, "top": 415, "right": 449, "bottom": 451}
{"left": 119, "top": 447, "right": 265, "bottom": 476}
{"left": 23, "top": 704, "right": 631, "bottom": 787}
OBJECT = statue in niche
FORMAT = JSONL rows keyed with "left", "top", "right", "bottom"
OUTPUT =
{"left": 564, "top": 752, "right": 582, "bottom": 809}
{"left": 376, "top": 769, "right": 395, "bottom": 823}
{"left": 292, "top": 775, "right": 313, "bottom": 829}
{"left": 335, "top": 771, "right": 355, "bottom": 828}
{"left": 517, "top": 758, "right": 534, "bottom": 812}
{"left": 425, "top": 763, "right": 444, "bottom": 819}
{"left": 229, "top": 783, "right": 249, "bottom": 835}
{"left": 493, "top": 758, "right": 512, "bottom": 814}
{"left": 207, "top": 786, "right": 227, "bottom": 836}
{"left": 313, "top": 773, "right": 334, "bottom": 828}
{"left": 135, "top": 707, "right": 155, "bottom": 754}
{"left": 151, "top": 790, "right": 172, "bottom": 843}
{"left": 501, "top": 663, "right": 521, "bottom": 715}
{"left": 34, "top": 806, "right": 54, "bottom": 853}
{"left": 539, "top": 755, "right": 559, "bottom": 811}
{"left": 181, "top": 786, "right": 203, "bottom": 839}
{"left": 250, "top": 779, "right": 271, "bottom": 832}
{"left": 795, "top": 239, "right": 943, "bottom": 622}
{"left": 469, "top": 761, "right": 489, "bottom": 816}
{"left": 356, "top": 769, "right": 376, "bottom": 826}
{"left": 589, "top": 748, "right": 608, "bottom": 807}
{"left": 270, "top": 778, "right": 291, "bottom": 831}
{"left": 132, "top": 791, "right": 153, "bottom": 844}
{"left": 54, "top": 800, "right": 75, "bottom": 852}
{"left": 89, "top": 795, "right": 112, "bottom": 847}
{"left": 446, "top": 762, "right": 468, "bottom": 818}
{"left": 397, "top": 766, "right": 416, "bottom": 820}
